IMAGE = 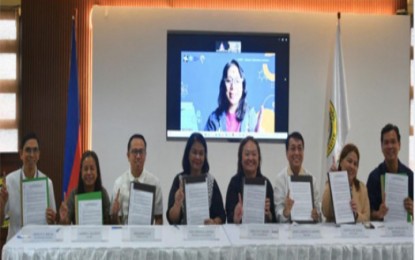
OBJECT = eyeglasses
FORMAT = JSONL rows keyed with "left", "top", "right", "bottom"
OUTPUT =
{"left": 24, "top": 147, "right": 39, "bottom": 154}
{"left": 224, "top": 77, "right": 243, "bottom": 85}
{"left": 190, "top": 149, "right": 205, "bottom": 158}
{"left": 130, "top": 148, "right": 146, "bottom": 156}
{"left": 288, "top": 146, "right": 303, "bottom": 152}
{"left": 243, "top": 150, "right": 258, "bottom": 157}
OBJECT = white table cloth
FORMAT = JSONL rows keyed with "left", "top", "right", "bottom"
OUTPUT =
{"left": 223, "top": 223, "right": 413, "bottom": 260}
{"left": 2, "top": 223, "right": 413, "bottom": 260}
{"left": 2, "top": 225, "right": 231, "bottom": 260}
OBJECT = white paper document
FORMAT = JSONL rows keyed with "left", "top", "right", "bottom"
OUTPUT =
{"left": 289, "top": 176, "right": 314, "bottom": 222}
{"left": 242, "top": 179, "right": 266, "bottom": 224}
{"left": 19, "top": 226, "right": 63, "bottom": 242}
{"left": 239, "top": 224, "right": 279, "bottom": 239}
{"left": 328, "top": 171, "right": 355, "bottom": 224}
{"left": 71, "top": 226, "right": 109, "bottom": 242}
{"left": 128, "top": 182, "right": 155, "bottom": 225}
{"left": 21, "top": 178, "right": 49, "bottom": 225}
{"left": 184, "top": 179, "right": 209, "bottom": 225}
{"left": 290, "top": 225, "right": 322, "bottom": 239}
{"left": 76, "top": 192, "right": 103, "bottom": 225}
{"left": 339, "top": 224, "right": 367, "bottom": 238}
{"left": 383, "top": 222, "right": 413, "bottom": 237}
{"left": 384, "top": 173, "right": 408, "bottom": 222}
{"left": 121, "top": 226, "right": 162, "bottom": 242}
{"left": 183, "top": 225, "right": 219, "bottom": 241}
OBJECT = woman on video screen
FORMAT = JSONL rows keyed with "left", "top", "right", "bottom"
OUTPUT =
{"left": 204, "top": 59, "right": 260, "bottom": 132}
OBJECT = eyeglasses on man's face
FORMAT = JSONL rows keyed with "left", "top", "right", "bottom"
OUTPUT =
{"left": 129, "top": 148, "right": 146, "bottom": 156}
{"left": 288, "top": 145, "right": 303, "bottom": 153}
{"left": 24, "top": 147, "right": 39, "bottom": 154}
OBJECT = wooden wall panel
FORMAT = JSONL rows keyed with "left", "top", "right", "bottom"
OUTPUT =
{"left": 20, "top": 0, "right": 93, "bottom": 205}
{"left": 96, "top": 0, "right": 401, "bottom": 14}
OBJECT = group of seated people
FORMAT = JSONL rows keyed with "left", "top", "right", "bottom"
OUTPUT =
{"left": 0, "top": 123, "right": 413, "bottom": 241}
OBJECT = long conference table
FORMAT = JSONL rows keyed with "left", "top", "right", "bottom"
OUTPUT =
{"left": 2, "top": 222, "right": 413, "bottom": 260}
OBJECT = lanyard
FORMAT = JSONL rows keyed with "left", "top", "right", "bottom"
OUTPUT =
{"left": 20, "top": 168, "right": 39, "bottom": 182}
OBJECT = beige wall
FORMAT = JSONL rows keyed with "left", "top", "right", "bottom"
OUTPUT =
{"left": 92, "top": 7, "right": 410, "bottom": 219}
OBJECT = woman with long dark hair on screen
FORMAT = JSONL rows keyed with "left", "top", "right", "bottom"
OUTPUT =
{"left": 58, "top": 150, "right": 112, "bottom": 224}
{"left": 204, "top": 59, "right": 260, "bottom": 132}
{"left": 166, "top": 132, "right": 226, "bottom": 224}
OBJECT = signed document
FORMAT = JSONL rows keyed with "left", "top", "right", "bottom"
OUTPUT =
{"left": 21, "top": 177, "right": 49, "bottom": 225}
{"left": 383, "top": 173, "right": 409, "bottom": 222}
{"left": 242, "top": 178, "right": 266, "bottom": 224}
{"left": 328, "top": 171, "right": 355, "bottom": 224}
{"left": 128, "top": 182, "right": 155, "bottom": 225}
{"left": 75, "top": 191, "right": 103, "bottom": 225}
{"left": 183, "top": 176, "right": 209, "bottom": 225}
{"left": 289, "top": 175, "right": 314, "bottom": 223}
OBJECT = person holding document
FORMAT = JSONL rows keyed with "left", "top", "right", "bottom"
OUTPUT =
{"left": 0, "top": 133, "right": 56, "bottom": 241}
{"left": 57, "top": 151, "right": 111, "bottom": 224}
{"left": 166, "top": 133, "right": 226, "bottom": 225}
{"left": 225, "top": 136, "right": 276, "bottom": 223}
{"left": 366, "top": 124, "right": 413, "bottom": 221}
{"left": 322, "top": 144, "right": 370, "bottom": 222}
{"left": 274, "top": 132, "right": 320, "bottom": 223}
{"left": 111, "top": 134, "right": 163, "bottom": 224}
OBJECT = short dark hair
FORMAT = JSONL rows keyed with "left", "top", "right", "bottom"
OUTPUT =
{"left": 20, "top": 132, "right": 40, "bottom": 150}
{"left": 237, "top": 136, "right": 261, "bottom": 176}
{"left": 381, "top": 123, "right": 400, "bottom": 143}
{"left": 77, "top": 150, "right": 103, "bottom": 193}
{"left": 127, "top": 134, "right": 147, "bottom": 152}
{"left": 182, "top": 132, "right": 209, "bottom": 174}
{"left": 285, "top": 131, "right": 304, "bottom": 151}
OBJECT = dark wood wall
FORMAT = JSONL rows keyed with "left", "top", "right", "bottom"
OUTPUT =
{"left": 19, "top": 0, "right": 93, "bottom": 205}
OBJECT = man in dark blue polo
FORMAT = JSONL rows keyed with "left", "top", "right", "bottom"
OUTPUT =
{"left": 366, "top": 124, "right": 413, "bottom": 220}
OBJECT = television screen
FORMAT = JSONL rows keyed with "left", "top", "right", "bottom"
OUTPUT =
{"left": 166, "top": 31, "right": 289, "bottom": 140}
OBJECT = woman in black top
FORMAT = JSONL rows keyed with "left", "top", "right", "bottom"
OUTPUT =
{"left": 167, "top": 132, "right": 226, "bottom": 224}
{"left": 226, "top": 136, "right": 277, "bottom": 223}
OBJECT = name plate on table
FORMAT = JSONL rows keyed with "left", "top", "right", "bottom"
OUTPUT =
{"left": 19, "top": 226, "right": 62, "bottom": 242}
{"left": 183, "top": 225, "right": 219, "bottom": 241}
{"left": 383, "top": 223, "right": 413, "bottom": 237}
{"left": 71, "top": 226, "right": 108, "bottom": 242}
{"left": 291, "top": 226, "right": 322, "bottom": 239}
{"left": 340, "top": 224, "right": 367, "bottom": 238}
{"left": 122, "top": 226, "right": 162, "bottom": 242}
{"left": 240, "top": 224, "right": 279, "bottom": 239}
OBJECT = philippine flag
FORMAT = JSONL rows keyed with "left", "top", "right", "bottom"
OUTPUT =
{"left": 63, "top": 20, "right": 82, "bottom": 198}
